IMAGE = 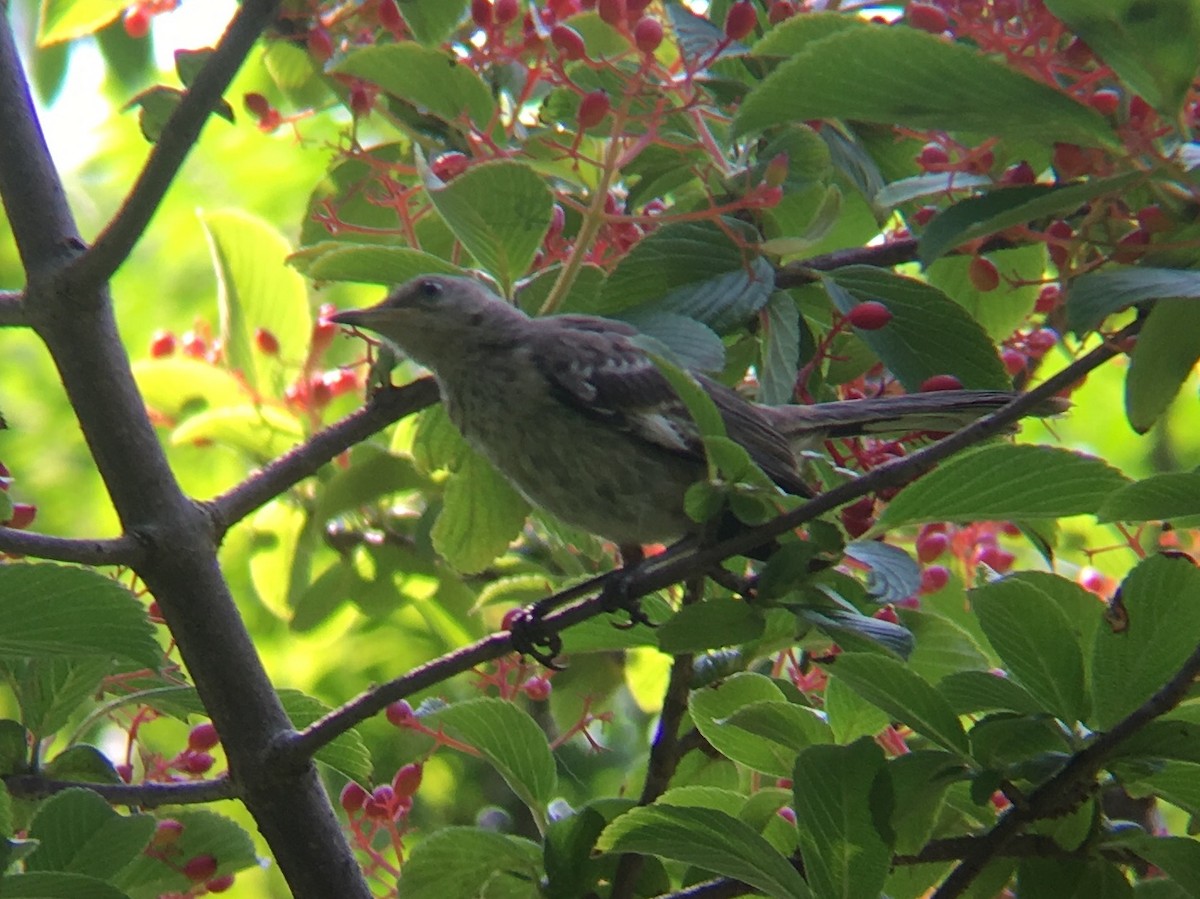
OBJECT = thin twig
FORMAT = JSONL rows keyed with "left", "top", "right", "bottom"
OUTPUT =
{"left": 67, "top": 0, "right": 283, "bottom": 289}
{"left": 208, "top": 377, "right": 439, "bottom": 534}
{"left": 0, "top": 528, "right": 143, "bottom": 566}
{"left": 4, "top": 773, "right": 236, "bottom": 808}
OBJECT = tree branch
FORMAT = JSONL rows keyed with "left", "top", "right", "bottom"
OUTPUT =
{"left": 67, "top": 0, "right": 283, "bottom": 289}
{"left": 0, "top": 290, "right": 26, "bottom": 326}
{"left": 283, "top": 328, "right": 1130, "bottom": 760}
{"left": 0, "top": 527, "right": 143, "bottom": 566}
{"left": 209, "top": 377, "right": 439, "bottom": 534}
{"left": 4, "top": 773, "right": 236, "bottom": 808}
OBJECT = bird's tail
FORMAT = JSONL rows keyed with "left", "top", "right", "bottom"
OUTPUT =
{"left": 757, "top": 390, "right": 1068, "bottom": 452}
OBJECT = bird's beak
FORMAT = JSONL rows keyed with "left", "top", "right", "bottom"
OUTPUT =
{"left": 329, "top": 307, "right": 378, "bottom": 328}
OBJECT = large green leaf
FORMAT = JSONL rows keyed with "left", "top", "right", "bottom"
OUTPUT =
{"left": 1091, "top": 555, "right": 1200, "bottom": 730}
{"left": 279, "top": 690, "right": 373, "bottom": 783}
{"left": 200, "top": 210, "right": 311, "bottom": 394}
{"left": 112, "top": 809, "right": 257, "bottom": 895}
{"left": 0, "top": 564, "right": 158, "bottom": 668}
{"left": 792, "top": 740, "right": 892, "bottom": 899}
{"left": 877, "top": 445, "right": 1130, "bottom": 529}
{"left": 424, "top": 160, "right": 553, "bottom": 296}
{"left": 396, "top": 828, "right": 542, "bottom": 898}
{"left": 26, "top": 789, "right": 154, "bottom": 878}
{"left": 431, "top": 450, "right": 530, "bottom": 573}
{"left": 1125, "top": 298, "right": 1200, "bottom": 433}
{"left": 393, "top": 0, "right": 470, "bottom": 45}
{"left": 599, "top": 805, "right": 812, "bottom": 899}
{"left": 289, "top": 243, "right": 465, "bottom": 285}
{"left": 1098, "top": 472, "right": 1200, "bottom": 523}
{"left": 824, "top": 267, "right": 1009, "bottom": 391}
{"left": 38, "top": 0, "right": 124, "bottom": 45}
{"left": 735, "top": 22, "right": 1111, "bottom": 146}
{"left": 1065, "top": 268, "right": 1200, "bottom": 334}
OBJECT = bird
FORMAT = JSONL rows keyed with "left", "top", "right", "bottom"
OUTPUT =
{"left": 330, "top": 275, "right": 1056, "bottom": 554}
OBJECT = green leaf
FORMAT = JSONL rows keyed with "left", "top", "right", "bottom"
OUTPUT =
{"left": 919, "top": 173, "right": 1144, "bottom": 265}
{"left": 1066, "top": 267, "right": 1200, "bottom": 334}
{"left": 314, "top": 444, "right": 427, "bottom": 523}
{"left": 824, "top": 267, "right": 1010, "bottom": 391}
{"left": 1126, "top": 298, "right": 1200, "bottom": 433}
{"left": 689, "top": 674, "right": 812, "bottom": 776}
{"left": 200, "top": 210, "right": 311, "bottom": 394}
{"left": 334, "top": 44, "right": 494, "bottom": 128}
{"left": 647, "top": 354, "right": 727, "bottom": 442}
{"left": 1115, "top": 835, "right": 1200, "bottom": 896}
{"left": 617, "top": 310, "right": 725, "bottom": 373}
{"left": 432, "top": 450, "right": 530, "bottom": 573}
{"left": 27, "top": 789, "right": 154, "bottom": 878}
{"left": 599, "top": 220, "right": 775, "bottom": 332}
{"left": 1135, "top": 761, "right": 1200, "bottom": 820}
{"left": 824, "top": 675, "right": 891, "bottom": 743}
{"left": 751, "top": 11, "right": 868, "bottom": 57}
{"left": 0, "top": 720, "right": 29, "bottom": 773}
{"left": 734, "top": 23, "right": 1111, "bottom": 146}
{"left": 901, "top": 609, "right": 991, "bottom": 685}
{"left": 925, "top": 245, "right": 1045, "bottom": 342}
{"left": 759, "top": 291, "right": 802, "bottom": 405}
{"left": 43, "top": 745, "right": 121, "bottom": 785}
{"left": 0, "top": 564, "right": 158, "bottom": 668}
{"left": 939, "top": 670, "right": 1052, "bottom": 717}
{"left": 112, "top": 809, "right": 257, "bottom": 894}
{"left": 1091, "top": 554, "right": 1200, "bottom": 730}
{"left": 5, "top": 657, "right": 111, "bottom": 739}
{"left": 432, "top": 698, "right": 557, "bottom": 813}
{"left": 170, "top": 404, "right": 305, "bottom": 460}
{"left": 1098, "top": 472, "right": 1200, "bottom": 523}
{"left": 124, "top": 86, "right": 184, "bottom": 143}
{"left": 1017, "top": 858, "right": 1133, "bottom": 899}
{"left": 397, "top": 827, "right": 542, "bottom": 898}
{"left": 825, "top": 653, "right": 970, "bottom": 756}
{"left": 877, "top": 445, "right": 1130, "bottom": 529}
{"left": 393, "top": 0, "right": 470, "bottom": 45}
{"left": 888, "top": 750, "right": 965, "bottom": 855}
{"left": 132, "top": 358, "right": 249, "bottom": 418}
{"left": 970, "top": 578, "right": 1089, "bottom": 722}
{"left": 657, "top": 600, "right": 765, "bottom": 654}
{"left": 38, "top": 0, "right": 124, "bottom": 45}
{"left": 424, "top": 161, "right": 552, "bottom": 296}
{"left": 792, "top": 739, "right": 891, "bottom": 899}
{"left": 598, "top": 805, "right": 812, "bottom": 899}
{"left": 289, "top": 243, "right": 465, "bottom": 284}
{"left": 0, "top": 872, "right": 131, "bottom": 899}
{"left": 1044, "top": 0, "right": 1200, "bottom": 115}
{"left": 279, "top": 690, "right": 373, "bottom": 782}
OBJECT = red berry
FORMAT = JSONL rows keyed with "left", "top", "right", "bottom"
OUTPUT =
{"left": 632, "top": 16, "right": 663, "bottom": 53}
{"left": 523, "top": 675, "right": 552, "bottom": 701}
{"left": 551, "top": 24, "right": 587, "bottom": 59}
{"left": 377, "top": 0, "right": 403, "bottom": 30}
{"left": 1137, "top": 204, "right": 1171, "bottom": 234}
{"left": 4, "top": 504, "right": 35, "bottom": 530}
{"left": 916, "top": 531, "right": 949, "bottom": 563}
{"left": 1026, "top": 328, "right": 1058, "bottom": 353}
{"left": 182, "top": 854, "right": 218, "bottom": 883}
{"left": 577, "top": 89, "right": 610, "bottom": 129}
{"left": 768, "top": 1, "right": 798, "bottom": 25}
{"left": 392, "top": 763, "right": 423, "bottom": 797}
{"left": 471, "top": 0, "right": 494, "bottom": 26}
{"left": 778, "top": 806, "right": 797, "bottom": 824}
{"left": 627, "top": 0, "right": 652, "bottom": 13}
{"left": 431, "top": 151, "right": 470, "bottom": 181}
{"left": 123, "top": 6, "right": 151, "bottom": 39}
{"left": 187, "top": 722, "right": 220, "bottom": 751}
{"left": 150, "top": 819, "right": 185, "bottom": 848}
{"left": 340, "top": 782, "right": 368, "bottom": 813}
{"left": 912, "top": 205, "right": 938, "bottom": 227}
{"left": 1001, "top": 348, "right": 1026, "bottom": 376}
{"left": 494, "top": 0, "right": 519, "bottom": 25}
{"left": 1052, "top": 142, "right": 1090, "bottom": 180}
{"left": 1129, "top": 95, "right": 1153, "bottom": 127}
{"left": 907, "top": 3, "right": 949, "bottom": 33}
{"left": 920, "top": 565, "right": 950, "bottom": 594}
{"left": 976, "top": 546, "right": 1015, "bottom": 573}
{"left": 1035, "top": 284, "right": 1061, "bottom": 313}
{"left": 116, "top": 763, "right": 134, "bottom": 783}
{"left": 873, "top": 605, "right": 900, "bottom": 624}
{"left": 206, "top": 874, "right": 236, "bottom": 893}
{"left": 968, "top": 256, "right": 1000, "bottom": 292}
{"left": 180, "top": 332, "right": 206, "bottom": 358}
{"left": 1000, "top": 160, "right": 1036, "bottom": 185}
{"left": 177, "top": 750, "right": 214, "bottom": 774}
{"left": 916, "top": 142, "right": 949, "bottom": 169}
{"left": 307, "top": 27, "right": 334, "bottom": 62}
{"left": 243, "top": 93, "right": 271, "bottom": 120}
{"left": 385, "top": 700, "right": 415, "bottom": 727}
{"left": 598, "top": 0, "right": 626, "bottom": 27}
{"left": 254, "top": 327, "right": 280, "bottom": 356}
{"left": 149, "top": 330, "right": 175, "bottom": 358}
{"left": 846, "top": 300, "right": 893, "bottom": 331}
{"left": 724, "top": 1, "right": 757, "bottom": 41}
{"left": 1113, "top": 228, "right": 1150, "bottom": 264}
{"left": 919, "top": 374, "right": 964, "bottom": 392}
{"left": 349, "top": 83, "right": 374, "bottom": 117}
{"left": 1088, "top": 88, "right": 1120, "bottom": 116}
{"left": 371, "top": 784, "right": 396, "bottom": 808}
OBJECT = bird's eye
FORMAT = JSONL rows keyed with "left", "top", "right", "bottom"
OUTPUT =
{"left": 417, "top": 279, "right": 442, "bottom": 300}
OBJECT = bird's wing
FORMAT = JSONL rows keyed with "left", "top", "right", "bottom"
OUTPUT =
{"left": 531, "top": 315, "right": 809, "bottom": 495}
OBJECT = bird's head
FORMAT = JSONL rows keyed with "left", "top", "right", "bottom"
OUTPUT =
{"left": 330, "top": 275, "right": 527, "bottom": 369}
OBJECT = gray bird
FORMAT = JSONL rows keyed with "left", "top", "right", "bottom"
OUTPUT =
{"left": 331, "top": 275, "right": 1049, "bottom": 550}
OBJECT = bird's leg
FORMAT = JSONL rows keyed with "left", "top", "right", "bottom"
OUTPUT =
{"left": 603, "top": 544, "right": 651, "bottom": 629}
{"left": 507, "top": 569, "right": 616, "bottom": 667}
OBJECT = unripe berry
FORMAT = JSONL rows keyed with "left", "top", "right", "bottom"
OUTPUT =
{"left": 916, "top": 530, "right": 949, "bottom": 563}
{"left": 307, "top": 27, "right": 334, "bottom": 62}
{"left": 846, "top": 301, "right": 893, "bottom": 330}
{"left": 472, "top": 0, "right": 494, "bottom": 26}
{"left": 632, "top": 16, "right": 663, "bottom": 53}
{"left": 920, "top": 565, "right": 950, "bottom": 594}
{"left": 763, "top": 152, "right": 789, "bottom": 187}
{"left": 1001, "top": 348, "right": 1026, "bottom": 376}
{"left": 392, "top": 763, "right": 423, "bottom": 797}
{"left": 919, "top": 374, "right": 964, "bottom": 392}
{"left": 385, "top": 700, "right": 415, "bottom": 726}
{"left": 968, "top": 256, "right": 1000, "bottom": 292}
{"left": 349, "top": 83, "right": 374, "bottom": 117}
{"left": 495, "top": 0, "right": 519, "bottom": 25}
{"left": 182, "top": 854, "right": 219, "bottom": 883}
{"left": 724, "top": 1, "right": 757, "bottom": 41}
{"left": 1035, "top": 284, "right": 1061, "bottom": 313}
{"left": 1026, "top": 328, "right": 1057, "bottom": 353}
{"left": 123, "top": 5, "right": 151, "bottom": 39}
{"left": 523, "top": 675, "right": 552, "bottom": 701}
{"left": 778, "top": 806, "right": 797, "bottom": 824}
{"left": 149, "top": 330, "right": 176, "bottom": 358}
{"left": 598, "top": 0, "right": 626, "bottom": 27}
{"left": 177, "top": 750, "right": 214, "bottom": 774}
{"left": 768, "top": 1, "right": 798, "bottom": 25}
{"left": 577, "top": 89, "right": 610, "bottom": 129}
{"left": 340, "top": 781, "right": 368, "bottom": 812}
{"left": 254, "top": 327, "right": 280, "bottom": 356}
{"left": 907, "top": 3, "right": 949, "bottom": 33}
{"left": 551, "top": 24, "right": 587, "bottom": 59}
{"left": 187, "top": 722, "right": 220, "bottom": 751}
{"left": 150, "top": 819, "right": 185, "bottom": 849}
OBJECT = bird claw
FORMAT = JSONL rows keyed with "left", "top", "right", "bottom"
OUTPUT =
{"left": 601, "top": 568, "right": 654, "bottom": 630}
{"left": 508, "top": 605, "right": 566, "bottom": 669}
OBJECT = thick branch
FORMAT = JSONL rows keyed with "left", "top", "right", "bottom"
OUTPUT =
{"left": 285, "top": 329, "right": 1128, "bottom": 759}
{"left": 5, "top": 773, "right": 236, "bottom": 808}
{"left": 67, "top": 0, "right": 283, "bottom": 289}
{"left": 210, "top": 377, "right": 439, "bottom": 533}
{"left": 0, "top": 528, "right": 143, "bottom": 566}
{"left": 0, "top": 290, "right": 26, "bottom": 326}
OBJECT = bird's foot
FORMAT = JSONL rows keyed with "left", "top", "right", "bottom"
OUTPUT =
{"left": 601, "top": 565, "right": 654, "bottom": 630}
{"left": 508, "top": 603, "right": 566, "bottom": 669}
